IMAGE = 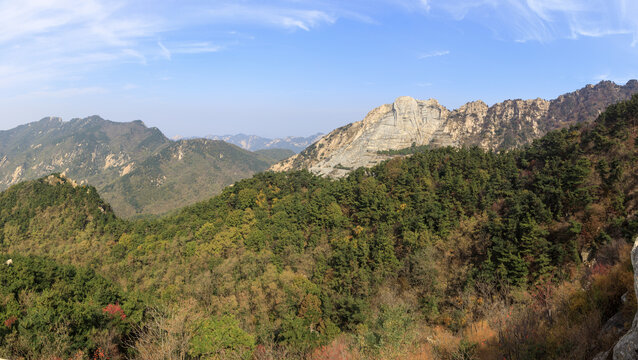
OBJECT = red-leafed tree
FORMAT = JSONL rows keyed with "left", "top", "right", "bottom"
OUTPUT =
{"left": 103, "top": 303, "right": 126, "bottom": 320}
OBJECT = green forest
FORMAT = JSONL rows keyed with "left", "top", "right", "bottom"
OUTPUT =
{"left": 1, "top": 95, "right": 638, "bottom": 359}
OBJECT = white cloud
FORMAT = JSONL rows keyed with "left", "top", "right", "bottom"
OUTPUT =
{"left": 0, "top": 0, "right": 346, "bottom": 97}
{"left": 426, "top": 0, "right": 638, "bottom": 44}
{"left": 419, "top": 50, "right": 450, "bottom": 59}
{"left": 156, "top": 41, "right": 221, "bottom": 61}
{"left": 173, "top": 42, "right": 222, "bottom": 55}
{"left": 0, "top": 0, "right": 165, "bottom": 94}
{"left": 158, "top": 41, "right": 171, "bottom": 60}
{"left": 203, "top": 5, "right": 336, "bottom": 31}
{"left": 381, "top": 0, "right": 431, "bottom": 13}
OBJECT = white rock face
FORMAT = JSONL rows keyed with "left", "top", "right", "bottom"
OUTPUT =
{"left": 273, "top": 80, "right": 638, "bottom": 177}
{"left": 10, "top": 166, "right": 23, "bottom": 185}
{"left": 271, "top": 96, "right": 546, "bottom": 177}
{"left": 299, "top": 97, "right": 449, "bottom": 177}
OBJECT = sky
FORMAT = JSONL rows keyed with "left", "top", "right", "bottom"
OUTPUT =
{"left": 0, "top": 0, "right": 637, "bottom": 138}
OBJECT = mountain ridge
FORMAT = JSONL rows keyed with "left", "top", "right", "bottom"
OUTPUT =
{"left": 0, "top": 116, "right": 274, "bottom": 217}
{"left": 206, "top": 133, "right": 323, "bottom": 152}
{"left": 272, "top": 80, "right": 638, "bottom": 177}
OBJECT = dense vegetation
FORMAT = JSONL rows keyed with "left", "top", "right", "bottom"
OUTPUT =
{"left": 0, "top": 254, "right": 141, "bottom": 359}
{"left": 1, "top": 95, "right": 638, "bottom": 359}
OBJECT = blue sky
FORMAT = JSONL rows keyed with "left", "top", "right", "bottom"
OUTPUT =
{"left": 0, "top": 0, "right": 637, "bottom": 138}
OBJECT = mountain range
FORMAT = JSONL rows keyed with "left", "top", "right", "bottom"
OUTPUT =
{"left": 3, "top": 80, "right": 636, "bottom": 217}
{"left": 272, "top": 80, "right": 638, "bottom": 177}
{"left": 0, "top": 116, "right": 278, "bottom": 217}
{"left": 206, "top": 133, "right": 323, "bottom": 152}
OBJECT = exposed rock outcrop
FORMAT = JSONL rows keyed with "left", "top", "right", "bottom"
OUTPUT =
{"left": 594, "top": 236, "right": 638, "bottom": 360}
{"left": 272, "top": 97, "right": 449, "bottom": 177}
{"left": 273, "top": 80, "right": 638, "bottom": 177}
{"left": 608, "top": 237, "right": 638, "bottom": 359}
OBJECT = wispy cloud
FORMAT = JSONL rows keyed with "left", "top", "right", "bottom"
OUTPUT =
{"left": 157, "top": 41, "right": 222, "bottom": 61}
{"left": 174, "top": 42, "right": 222, "bottom": 55}
{"left": 0, "top": 0, "right": 164, "bottom": 92}
{"left": 27, "top": 87, "right": 108, "bottom": 98}
{"left": 158, "top": 41, "right": 171, "bottom": 60}
{"left": 0, "top": 0, "right": 349, "bottom": 96}
{"left": 203, "top": 4, "right": 336, "bottom": 31}
{"left": 419, "top": 50, "right": 450, "bottom": 59}
{"left": 425, "top": 0, "right": 638, "bottom": 44}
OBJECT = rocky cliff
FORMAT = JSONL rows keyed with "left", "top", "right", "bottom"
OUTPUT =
{"left": 272, "top": 80, "right": 638, "bottom": 177}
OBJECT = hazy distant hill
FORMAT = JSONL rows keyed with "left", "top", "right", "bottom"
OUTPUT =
{"left": 207, "top": 133, "right": 323, "bottom": 152}
{"left": 273, "top": 80, "right": 638, "bottom": 177}
{"left": 0, "top": 116, "right": 273, "bottom": 217}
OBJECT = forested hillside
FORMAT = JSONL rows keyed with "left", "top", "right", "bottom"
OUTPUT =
{"left": 1, "top": 95, "right": 638, "bottom": 359}
{"left": 0, "top": 116, "right": 275, "bottom": 217}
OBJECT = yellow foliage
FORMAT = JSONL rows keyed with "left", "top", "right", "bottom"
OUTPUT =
{"left": 255, "top": 190, "right": 268, "bottom": 208}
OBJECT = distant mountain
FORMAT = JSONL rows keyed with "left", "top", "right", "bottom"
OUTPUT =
{"left": 207, "top": 133, "right": 323, "bottom": 153}
{"left": 0, "top": 116, "right": 274, "bottom": 217}
{"left": 253, "top": 148, "right": 296, "bottom": 163}
{"left": 272, "top": 80, "right": 638, "bottom": 177}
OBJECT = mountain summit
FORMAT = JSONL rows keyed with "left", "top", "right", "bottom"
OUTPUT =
{"left": 272, "top": 80, "right": 638, "bottom": 177}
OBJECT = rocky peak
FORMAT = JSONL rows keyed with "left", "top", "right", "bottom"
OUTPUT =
{"left": 457, "top": 100, "right": 488, "bottom": 114}
{"left": 393, "top": 95, "right": 419, "bottom": 111}
{"left": 40, "top": 116, "right": 63, "bottom": 124}
{"left": 45, "top": 173, "right": 78, "bottom": 187}
{"left": 393, "top": 96, "right": 421, "bottom": 127}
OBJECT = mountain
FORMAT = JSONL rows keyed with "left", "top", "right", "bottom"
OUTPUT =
{"left": 273, "top": 80, "right": 638, "bottom": 177}
{"left": 0, "top": 116, "right": 274, "bottom": 217}
{"left": 2, "top": 95, "right": 637, "bottom": 358}
{"left": 207, "top": 133, "right": 323, "bottom": 153}
{"left": 253, "top": 148, "right": 296, "bottom": 163}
